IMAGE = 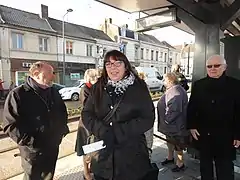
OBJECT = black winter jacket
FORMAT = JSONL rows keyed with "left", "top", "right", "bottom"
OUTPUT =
{"left": 2, "top": 80, "right": 69, "bottom": 159}
{"left": 81, "top": 78, "right": 155, "bottom": 180}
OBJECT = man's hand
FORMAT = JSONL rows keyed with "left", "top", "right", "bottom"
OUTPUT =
{"left": 190, "top": 129, "right": 200, "bottom": 140}
{"left": 233, "top": 140, "right": 240, "bottom": 148}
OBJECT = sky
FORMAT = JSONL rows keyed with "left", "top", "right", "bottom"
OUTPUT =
{"left": 1, "top": 0, "right": 195, "bottom": 45}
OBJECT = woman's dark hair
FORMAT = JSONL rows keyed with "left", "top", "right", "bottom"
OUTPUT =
{"left": 94, "top": 50, "right": 140, "bottom": 110}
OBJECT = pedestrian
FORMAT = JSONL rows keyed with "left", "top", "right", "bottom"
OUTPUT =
{"left": 2, "top": 61, "right": 69, "bottom": 180}
{"left": 187, "top": 55, "right": 240, "bottom": 180}
{"left": 171, "top": 64, "right": 189, "bottom": 91}
{"left": 75, "top": 68, "right": 101, "bottom": 180}
{"left": 81, "top": 50, "right": 157, "bottom": 180}
{"left": 157, "top": 73, "right": 189, "bottom": 172}
{"left": 137, "top": 71, "right": 154, "bottom": 156}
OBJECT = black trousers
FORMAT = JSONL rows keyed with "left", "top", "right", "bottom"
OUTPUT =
{"left": 199, "top": 135, "right": 235, "bottom": 180}
{"left": 21, "top": 147, "right": 59, "bottom": 180}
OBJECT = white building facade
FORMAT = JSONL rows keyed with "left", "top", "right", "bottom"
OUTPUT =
{"left": 0, "top": 4, "right": 118, "bottom": 87}
{"left": 0, "top": 4, "right": 59, "bottom": 88}
{"left": 100, "top": 19, "right": 181, "bottom": 75}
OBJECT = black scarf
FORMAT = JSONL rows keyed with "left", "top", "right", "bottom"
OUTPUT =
{"left": 27, "top": 76, "right": 52, "bottom": 107}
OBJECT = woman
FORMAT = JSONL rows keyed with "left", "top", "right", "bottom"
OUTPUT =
{"left": 81, "top": 50, "right": 156, "bottom": 180}
{"left": 157, "top": 73, "right": 189, "bottom": 172}
{"left": 138, "top": 72, "right": 154, "bottom": 156}
{"left": 75, "top": 68, "right": 101, "bottom": 180}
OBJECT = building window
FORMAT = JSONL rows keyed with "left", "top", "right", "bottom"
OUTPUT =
{"left": 12, "top": 33, "right": 23, "bottom": 49}
{"left": 146, "top": 49, "right": 149, "bottom": 60}
{"left": 140, "top": 48, "right": 144, "bottom": 59}
{"left": 96, "top": 46, "right": 99, "bottom": 54}
{"left": 164, "top": 53, "right": 167, "bottom": 62}
{"left": 66, "top": 41, "right": 73, "bottom": 54}
{"left": 164, "top": 67, "right": 167, "bottom": 74}
{"left": 135, "top": 46, "right": 139, "bottom": 60}
{"left": 103, "top": 48, "right": 107, "bottom": 57}
{"left": 87, "top": 44, "right": 93, "bottom": 56}
{"left": 151, "top": 50, "right": 154, "bottom": 60}
{"left": 156, "top": 51, "right": 159, "bottom": 61}
{"left": 39, "top": 37, "right": 48, "bottom": 52}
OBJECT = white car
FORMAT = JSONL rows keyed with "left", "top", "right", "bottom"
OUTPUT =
{"left": 59, "top": 80, "right": 85, "bottom": 101}
{"left": 135, "top": 67, "right": 164, "bottom": 92}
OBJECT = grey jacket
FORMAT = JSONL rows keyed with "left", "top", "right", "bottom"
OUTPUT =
{"left": 157, "top": 84, "right": 189, "bottom": 137}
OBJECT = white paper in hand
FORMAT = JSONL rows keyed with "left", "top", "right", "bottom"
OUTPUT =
{"left": 82, "top": 140, "right": 106, "bottom": 154}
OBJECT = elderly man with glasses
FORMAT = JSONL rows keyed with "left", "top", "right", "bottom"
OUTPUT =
{"left": 187, "top": 55, "right": 240, "bottom": 180}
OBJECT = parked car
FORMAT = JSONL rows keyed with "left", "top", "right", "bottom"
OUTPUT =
{"left": 59, "top": 80, "right": 85, "bottom": 101}
{"left": 135, "top": 67, "right": 164, "bottom": 92}
{"left": 52, "top": 83, "right": 65, "bottom": 91}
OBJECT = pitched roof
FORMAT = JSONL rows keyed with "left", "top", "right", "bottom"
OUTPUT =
{"left": 161, "top": 41, "right": 176, "bottom": 49}
{"left": 138, "top": 33, "right": 164, "bottom": 46}
{"left": 48, "top": 18, "right": 92, "bottom": 40}
{"left": 0, "top": 5, "right": 54, "bottom": 32}
{"left": 79, "top": 25, "right": 113, "bottom": 42}
{"left": 48, "top": 18, "right": 113, "bottom": 42}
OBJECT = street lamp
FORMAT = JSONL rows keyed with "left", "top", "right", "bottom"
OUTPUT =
{"left": 62, "top": 8, "right": 73, "bottom": 85}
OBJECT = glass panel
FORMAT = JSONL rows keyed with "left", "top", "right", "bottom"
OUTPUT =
{"left": 44, "top": 38, "right": 48, "bottom": 51}
{"left": 12, "top": 33, "right": 17, "bottom": 49}
{"left": 39, "top": 38, "right": 43, "bottom": 51}
{"left": 15, "top": 71, "right": 28, "bottom": 86}
{"left": 18, "top": 34, "right": 23, "bottom": 49}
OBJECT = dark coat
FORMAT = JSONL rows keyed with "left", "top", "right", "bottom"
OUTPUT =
{"left": 157, "top": 85, "right": 189, "bottom": 137}
{"left": 81, "top": 79, "right": 155, "bottom": 180}
{"left": 2, "top": 81, "right": 69, "bottom": 160}
{"left": 75, "top": 84, "right": 91, "bottom": 156}
{"left": 187, "top": 74, "right": 240, "bottom": 159}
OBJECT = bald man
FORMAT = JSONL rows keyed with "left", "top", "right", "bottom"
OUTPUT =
{"left": 2, "top": 61, "right": 69, "bottom": 180}
{"left": 187, "top": 55, "right": 240, "bottom": 180}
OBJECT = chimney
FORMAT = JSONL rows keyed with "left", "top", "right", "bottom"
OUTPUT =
{"left": 41, "top": 4, "right": 48, "bottom": 19}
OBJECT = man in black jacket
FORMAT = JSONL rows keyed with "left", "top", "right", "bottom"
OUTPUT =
{"left": 187, "top": 55, "right": 240, "bottom": 180}
{"left": 2, "top": 61, "right": 69, "bottom": 180}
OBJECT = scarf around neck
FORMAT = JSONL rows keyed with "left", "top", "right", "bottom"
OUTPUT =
{"left": 107, "top": 73, "right": 135, "bottom": 95}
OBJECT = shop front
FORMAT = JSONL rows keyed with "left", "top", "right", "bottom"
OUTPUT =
{"left": 10, "top": 59, "right": 95, "bottom": 86}
{"left": 55, "top": 62, "right": 95, "bottom": 86}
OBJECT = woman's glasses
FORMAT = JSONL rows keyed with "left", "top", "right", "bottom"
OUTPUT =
{"left": 105, "top": 61, "right": 123, "bottom": 68}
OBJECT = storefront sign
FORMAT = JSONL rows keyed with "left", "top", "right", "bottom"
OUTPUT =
{"left": 22, "top": 62, "right": 32, "bottom": 68}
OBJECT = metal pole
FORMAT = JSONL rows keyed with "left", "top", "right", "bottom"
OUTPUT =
{"left": 62, "top": 18, "right": 66, "bottom": 85}
{"left": 61, "top": 9, "right": 73, "bottom": 85}
{"left": 187, "top": 45, "right": 190, "bottom": 75}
